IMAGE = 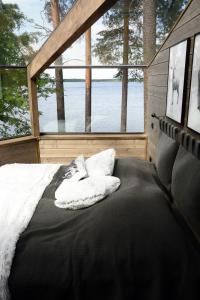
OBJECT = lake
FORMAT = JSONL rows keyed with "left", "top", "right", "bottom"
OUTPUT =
{"left": 38, "top": 81, "right": 144, "bottom": 133}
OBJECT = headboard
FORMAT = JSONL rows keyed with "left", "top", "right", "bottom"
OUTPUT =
{"left": 153, "top": 115, "right": 200, "bottom": 160}
{"left": 154, "top": 117, "right": 200, "bottom": 242}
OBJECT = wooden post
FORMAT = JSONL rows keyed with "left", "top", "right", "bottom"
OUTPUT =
{"left": 27, "top": 71, "right": 40, "bottom": 137}
{"left": 85, "top": 28, "right": 92, "bottom": 132}
{"left": 143, "top": 0, "right": 156, "bottom": 133}
{"left": 121, "top": 0, "right": 129, "bottom": 132}
{"left": 51, "top": 0, "right": 65, "bottom": 132}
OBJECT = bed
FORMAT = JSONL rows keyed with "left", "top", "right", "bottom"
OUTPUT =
{"left": 1, "top": 121, "right": 200, "bottom": 300}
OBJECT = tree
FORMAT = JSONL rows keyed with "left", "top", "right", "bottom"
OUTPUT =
{"left": 94, "top": 0, "right": 143, "bottom": 65}
{"left": 156, "top": 0, "right": 188, "bottom": 44}
{"left": 94, "top": 0, "right": 189, "bottom": 66}
{"left": 93, "top": 0, "right": 189, "bottom": 132}
{"left": 44, "top": 0, "right": 76, "bottom": 132}
{"left": 0, "top": 1, "right": 54, "bottom": 139}
{"left": 50, "top": 0, "right": 65, "bottom": 132}
{"left": 121, "top": 0, "right": 130, "bottom": 132}
{"left": 43, "top": 0, "right": 92, "bottom": 133}
{"left": 0, "top": 2, "right": 38, "bottom": 65}
{"left": 85, "top": 28, "right": 92, "bottom": 132}
{"left": 93, "top": 0, "right": 143, "bottom": 132}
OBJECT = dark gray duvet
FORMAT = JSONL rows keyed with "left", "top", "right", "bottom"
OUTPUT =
{"left": 9, "top": 158, "right": 200, "bottom": 300}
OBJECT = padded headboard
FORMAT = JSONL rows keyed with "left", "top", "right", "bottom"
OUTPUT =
{"left": 179, "top": 131, "right": 200, "bottom": 160}
{"left": 159, "top": 119, "right": 179, "bottom": 142}
{"left": 156, "top": 118, "right": 200, "bottom": 241}
{"left": 157, "top": 118, "right": 200, "bottom": 160}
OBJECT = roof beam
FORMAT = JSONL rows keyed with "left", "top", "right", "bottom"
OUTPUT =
{"left": 28, "top": 0, "right": 118, "bottom": 78}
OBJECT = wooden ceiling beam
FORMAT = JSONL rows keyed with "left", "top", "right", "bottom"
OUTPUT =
{"left": 28, "top": 0, "right": 118, "bottom": 78}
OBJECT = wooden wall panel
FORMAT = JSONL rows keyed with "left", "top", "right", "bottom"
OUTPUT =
{"left": 39, "top": 134, "right": 147, "bottom": 164}
{"left": 147, "top": 0, "right": 200, "bottom": 161}
{"left": 0, "top": 137, "right": 40, "bottom": 166}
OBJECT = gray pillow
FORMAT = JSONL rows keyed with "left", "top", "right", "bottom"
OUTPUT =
{"left": 156, "top": 132, "right": 179, "bottom": 191}
{"left": 171, "top": 146, "right": 200, "bottom": 237}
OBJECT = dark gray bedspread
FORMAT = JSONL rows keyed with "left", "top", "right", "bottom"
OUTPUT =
{"left": 9, "top": 158, "right": 200, "bottom": 300}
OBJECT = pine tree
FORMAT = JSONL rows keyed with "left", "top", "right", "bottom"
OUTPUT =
{"left": 93, "top": 0, "right": 188, "bottom": 132}
{"left": 44, "top": 0, "right": 92, "bottom": 133}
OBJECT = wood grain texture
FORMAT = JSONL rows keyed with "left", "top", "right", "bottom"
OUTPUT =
{"left": 0, "top": 137, "right": 39, "bottom": 165}
{"left": 28, "top": 0, "right": 118, "bottom": 78}
{"left": 27, "top": 74, "right": 40, "bottom": 137}
{"left": 39, "top": 134, "right": 147, "bottom": 164}
{"left": 147, "top": 0, "right": 200, "bottom": 161}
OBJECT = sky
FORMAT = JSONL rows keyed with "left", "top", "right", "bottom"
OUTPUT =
{"left": 3, "top": 0, "right": 117, "bottom": 79}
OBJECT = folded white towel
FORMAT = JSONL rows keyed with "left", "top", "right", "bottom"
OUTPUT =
{"left": 55, "top": 175, "right": 120, "bottom": 210}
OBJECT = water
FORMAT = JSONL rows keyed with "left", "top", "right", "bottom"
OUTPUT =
{"left": 38, "top": 81, "right": 144, "bottom": 133}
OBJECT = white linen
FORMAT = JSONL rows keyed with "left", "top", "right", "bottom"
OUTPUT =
{"left": 55, "top": 175, "right": 120, "bottom": 210}
{"left": 0, "top": 163, "right": 60, "bottom": 300}
{"left": 85, "top": 148, "right": 116, "bottom": 176}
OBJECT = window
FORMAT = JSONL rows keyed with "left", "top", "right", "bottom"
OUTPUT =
{"left": 38, "top": 67, "right": 144, "bottom": 133}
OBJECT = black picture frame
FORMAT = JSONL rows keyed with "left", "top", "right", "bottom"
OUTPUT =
{"left": 166, "top": 39, "right": 188, "bottom": 123}
{"left": 187, "top": 33, "right": 200, "bottom": 134}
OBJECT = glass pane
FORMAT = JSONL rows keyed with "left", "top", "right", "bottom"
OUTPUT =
{"left": 0, "top": 68, "right": 31, "bottom": 140}
{"left": 127, "top": 69, "right": 144, "bottom": 132}
{"left": 38, "top": 67, "right": 144, "bottom": 133}
{"left": 91, "top": 68, "right": 121, "bottom": 132}
{"left": 156, "top": 0, "right": 189, "bottom": 46}
{"left": 38, "top": 68, "right": 85, "bottom": 133}
{"left": 91, "top": 68, "right": 144, "bottom": 133}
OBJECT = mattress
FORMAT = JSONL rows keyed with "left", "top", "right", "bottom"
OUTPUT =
{"left": 9, "top": 158, "right": 200, "bottom": 300}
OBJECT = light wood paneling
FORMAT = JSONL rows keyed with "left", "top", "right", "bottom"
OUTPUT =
{"left": 147, "top": 0, "right": 200, "bottom": 162}
{"left": 39, "top": 134, "right": 147, "bottom": 164}
{"left": 0, "top": 136, "right": 39, "bottom": 165}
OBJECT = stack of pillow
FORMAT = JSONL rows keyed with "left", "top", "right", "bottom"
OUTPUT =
{"left": 55, "top": 149, "right": 120, "bottom": 210}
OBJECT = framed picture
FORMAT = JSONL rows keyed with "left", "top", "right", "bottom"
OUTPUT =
{"left": 166, "top": 40, "right": 188, "bottom": 123}
{"left": 187, "top": 34, "right": 200, "bottom": 133}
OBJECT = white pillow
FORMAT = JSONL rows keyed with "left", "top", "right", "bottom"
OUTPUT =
{"left": 63, "top": 155, "right": 87, "bottom": 181}
{"left": 55, "top": 175, "right": 120, "bottom": 210}
{"left": 85, "top": 148, "right": 116, "bottom": 176}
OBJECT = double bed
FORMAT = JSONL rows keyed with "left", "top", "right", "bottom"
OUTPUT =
{"left": 1, "top": 121, "right": 200, "bottom": 300}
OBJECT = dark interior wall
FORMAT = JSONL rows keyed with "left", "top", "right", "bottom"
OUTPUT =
{"left": 147, "top": 0, "right": 200, "bottom": 161}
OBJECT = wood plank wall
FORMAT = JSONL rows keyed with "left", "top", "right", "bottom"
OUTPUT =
{"left": 0, "top": 137, "right": 40, "bottom": 166}
{"left": 39, "top": 134, "right": 147, "bottom": 164}
{"left": 147, "top": 0, "right": 200, "bottom": 161}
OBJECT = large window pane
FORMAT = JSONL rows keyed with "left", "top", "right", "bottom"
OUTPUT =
{"left": 91, "top": 68, "right": 121, "bottom": 132}
{"left": 127, "top": 70, "right": 144, "bottom": 132}
{"left": 91, "top": 68, "right": 144, "bottom": 133}
{"left": 38, "top": 67, "right": 144, "bottom": 133}
{"left": 38, "top": 68, "right": 85, "bottom": 133}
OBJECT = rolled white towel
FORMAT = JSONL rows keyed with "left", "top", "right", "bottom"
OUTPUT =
{"left": 55, "top": 175, "right": 120, "bottom": 210}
